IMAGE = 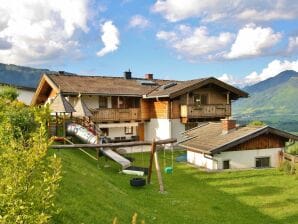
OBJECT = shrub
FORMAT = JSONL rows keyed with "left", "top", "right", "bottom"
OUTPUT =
{"left": 287, "top": 142, "right": 298, "bottom": 155}
{"left": 0, "top": 85, "right": 19, "bottom": 101}
{"left": 248, "top": 120, "right": 266, "bottom": 127}
{"left": 0, "top": 96, "right": 61, "bottom": 223}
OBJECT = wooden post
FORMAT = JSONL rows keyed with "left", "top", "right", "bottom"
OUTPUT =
{"left": 147, "top": 139, "right": 156, "bottom": 184}
{"left": 96, "top": 135, "right": 100, "bottom": 169}
{"left": 55, "top": 112, "right": 58, "bottom": 136}
{"left": 154, "top": 149, "right": 165, "bottom": 193}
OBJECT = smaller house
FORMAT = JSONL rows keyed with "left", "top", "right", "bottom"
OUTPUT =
{"left": 0, "top": 82, "right": 36, "bottom": 105}
{"left": 179, "top": 119, "right": 298, "bottom": 170}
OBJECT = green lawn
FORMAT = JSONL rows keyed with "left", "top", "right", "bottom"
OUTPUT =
{"left": 50, "top": 149, "right": 298, "bottom": 224}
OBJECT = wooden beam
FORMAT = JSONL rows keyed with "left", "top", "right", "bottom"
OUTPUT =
{"left": 154, "top": 148, "right": 165, "bottom": 193}
{"left": 50, "top": 138, "right": 177, "bottom": 149}
{"left": 147, "top": 139, "right": 156, "bottom": 184}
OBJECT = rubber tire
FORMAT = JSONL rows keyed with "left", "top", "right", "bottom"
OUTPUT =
{"left": 130, "top": 177, "right": 146, "bottom": 187}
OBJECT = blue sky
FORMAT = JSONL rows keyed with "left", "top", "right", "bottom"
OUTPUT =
{"left": 0, "top": 0, "right": 298, "bottom": 86}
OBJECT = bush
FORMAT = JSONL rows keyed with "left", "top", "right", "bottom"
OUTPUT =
{"left": 0, "top": 96, "right": 61, "bottom": 223}
{"left": 0, "top": 85, "right": 19, "bottom": 101}
{"left": 248, "top": 120, "right": 266, "bottom": 127}
{"left": 287, "top": 142, "right": 298, "bottom": 155}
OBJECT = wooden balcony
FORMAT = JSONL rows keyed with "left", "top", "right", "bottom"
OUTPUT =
{"left": 180, "top": 104, "right": 231, "bottom": 122}
{"left": 91, "top": 108, "right": 141, "bottom": 122}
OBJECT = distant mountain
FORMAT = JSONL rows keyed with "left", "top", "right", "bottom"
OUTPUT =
{"left": 233, "top": 70, "right": 298, "bottom": 133}
{"left": 0, "top": 63, "right": 50, "bottom": 89}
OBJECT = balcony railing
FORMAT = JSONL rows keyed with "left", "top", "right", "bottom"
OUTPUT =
{"left": 180, "top": 104, "right": 231, "bottom": 119}
{"left": 91, "top": 108, "right": 141, "bottom": 122}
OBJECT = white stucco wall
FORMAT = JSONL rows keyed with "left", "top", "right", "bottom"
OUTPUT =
{"left": 17, "top": 89, "right": 35, "bottom": 105}
{"left": 144, "top": 118, "right": 171, "bottom": 141}
{"left": 187, "top": 151, "right": 217, "bottom": 169}
{"left": 187, "top": 148, "right": 283, "bottom": 170}
{"left": 214, "top": 148, "right": 282, "bottom": 169}
{"left": 108, "top": 126, "right": 136, "bottom": 139}
{"left": 82, "top": 95, "right": 98, "bottom": 109}
{"left": 171, "top": 119, "right": 185, "bottom": 142}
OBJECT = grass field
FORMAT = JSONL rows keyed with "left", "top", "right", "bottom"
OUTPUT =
{"left": 50, "top": 148, "right": 298, "bottom": 224}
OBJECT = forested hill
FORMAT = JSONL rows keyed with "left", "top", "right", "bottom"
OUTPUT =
{"left": 0, "top": 63, "right": 49, "bottom": 89}
{"left": 233, "top": 70, "right": 298, "bottom": 133}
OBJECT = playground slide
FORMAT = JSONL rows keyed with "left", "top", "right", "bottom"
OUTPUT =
{"left": 66, "top": 123, "right": 131, "bottom": 169}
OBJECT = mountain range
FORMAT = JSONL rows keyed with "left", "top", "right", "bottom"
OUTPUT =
{"left": 233, "top": 70, "right": 298, "bottom": 133}
{"left": 0, "top": 63, "right": 49, "bottom": 88}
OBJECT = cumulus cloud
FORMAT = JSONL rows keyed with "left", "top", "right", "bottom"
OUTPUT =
{"left": 129, "top": 15, "right": 150, "bottom": 29}
{"left": 218, "top": 59, "right": 298, "bottom": 87}
{"left": 96, "top": 21, "right": 120, "bottom": 57}
{"left": 244, "top": 59, "right": 298, "bottom": 85}
{"left": 287, "top": 36, "right": 298, "bottom": 53}
{"left": 225, "top": 24, "right": 282, "bottom": 59}
{"left": 0, "top": 0, "right": 89, "bottom": 65}
{"left": 156, "top": 25, "right": 233, "bottom": 60}
{"left": 152, "top": 0, "right": 298, "bottom": 23}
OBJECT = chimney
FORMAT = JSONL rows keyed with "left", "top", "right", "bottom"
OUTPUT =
{"left": 58, "top": 71, "right": 65, "bottom": 75}
{"left": 145, "top": 73, "right": 153, "bottom": 80}
{"left": 124, "top": 70, "right": 132, "bottom": 79}
{"left": 221, "top": 118, "right": 236, "bottom": 134}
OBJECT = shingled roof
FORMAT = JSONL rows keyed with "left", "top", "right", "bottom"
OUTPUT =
{"left": 145, "top": 77, "right": 248, "bottom": 99}
{"left": 47, "top": 73, "right": 170, "bottom": 97}
{"left": 179, "top": 122, "right": 298, "bottom": 155}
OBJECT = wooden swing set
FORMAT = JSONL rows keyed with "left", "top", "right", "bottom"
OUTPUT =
{"left": 51, "top": 138, "right": 177, "bottom": 193}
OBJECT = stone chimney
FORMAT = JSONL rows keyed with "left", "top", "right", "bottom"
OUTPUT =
{"left": 221, "top": 118, "right": 236, "bottom": 134}
{"left": 145, "top": 73, "right": 153, "bottom": 80}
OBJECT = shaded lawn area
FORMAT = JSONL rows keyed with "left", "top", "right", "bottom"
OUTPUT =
{"left": 50, "top": 149, "right": 298, "bottom": 224}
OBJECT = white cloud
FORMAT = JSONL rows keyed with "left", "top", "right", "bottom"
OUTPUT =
{"left": 0, "top": 0, "right": 89, "bottom": 65}
{"left": 217, "top": 74, "right": 238, "bottom": 86}
{"left": 129, "top": 15, "right": 150, "bottom": 29}
{"left": 152, "top": 0, "right": 298, "bottom": 23}
{"left": 288, "top": 36, "right": 298, "bottom": 53}
{"left": 96, "top": 21, "right": 120, "bottom": 57}
{"left": 244, "top": 59, "right": 298, "bottom": 85}
{"left": 225, "top": 24, "right": 282, "bottom": 59}
{"left": 156, "top": 25, "right": 233, "bottom": 60}
{"left": 218, "top": 59, "right": 298, "bottom": 87}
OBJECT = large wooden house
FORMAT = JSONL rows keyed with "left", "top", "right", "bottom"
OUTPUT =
{"left": 31, "top": 71, "right": 248, "bottom": 142}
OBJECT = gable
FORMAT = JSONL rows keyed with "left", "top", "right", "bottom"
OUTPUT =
{"left": 225, "top": 133, "right": 288, "bottom": 152}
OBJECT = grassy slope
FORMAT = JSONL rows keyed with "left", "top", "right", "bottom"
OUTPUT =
{"left": 50, "top": 149, "right": 298, "bottom": 224}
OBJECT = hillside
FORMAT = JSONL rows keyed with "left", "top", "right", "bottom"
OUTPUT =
{"left": 233, "top": 70, "right": 298, "bottom": 132}
{"left": 0, "top": 63, "right": 49, "bottom": 88}
{"left": 49, "top": 149, "right": 298, "bottom": 224}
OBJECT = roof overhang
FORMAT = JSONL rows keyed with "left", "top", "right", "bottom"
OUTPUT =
{"left": 169, "top": 77, "right": 249, "bottom": 99}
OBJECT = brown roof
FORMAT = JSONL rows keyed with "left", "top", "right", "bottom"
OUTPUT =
{"left": 47, "top": 73, "right": 170, "bottom": 97}
{"left": 45, "top": 73, "right": 248, "bottom": 99}
{"left": 179, "top": 122, "right": 298, "bottom": 154}
{"left": 49, "top": 93, "right": 75, "bottom": 113}
{"left": 145, "top": 77, "right": 248, "bottom": 99}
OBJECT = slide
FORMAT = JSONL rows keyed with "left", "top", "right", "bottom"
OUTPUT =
{"left": 67, "top": 123, "right": 131, "bottom": 169}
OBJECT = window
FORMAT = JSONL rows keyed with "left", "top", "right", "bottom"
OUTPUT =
{"left": 194, "top": 94, "right": 208, "bottom": 105}
{"left": 98, "top": 96, "right": 107, "bottom": 108}
{"left": 124, "top": 126, "right": 133, "bottom": 135}
{"left": 255, "top": 157, "right": 270, "bottom": 168}
{"left": 223, "top": 160, "right": 230, "bottom": 169}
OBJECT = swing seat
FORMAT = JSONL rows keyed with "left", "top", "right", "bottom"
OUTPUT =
{"left": 164, "top": 166, "right": 173, "bottom": 174}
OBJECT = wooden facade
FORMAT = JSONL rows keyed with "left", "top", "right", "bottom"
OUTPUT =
{"left": 227, "top": 133, "right": 287, "bottom": 152}
{"left": 91, "top": 108, "right": 141, "bottom": 122}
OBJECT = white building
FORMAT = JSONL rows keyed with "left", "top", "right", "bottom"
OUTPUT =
{"left": 179, "top": 119, "right": 298, "bottom": 170}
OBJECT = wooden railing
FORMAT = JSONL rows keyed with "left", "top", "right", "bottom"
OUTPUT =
{"left": 180, "top": 104, "right": 231, "bottom": 119}
{"left": 91, "top": 108, "right": 141, "bottom": 122}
